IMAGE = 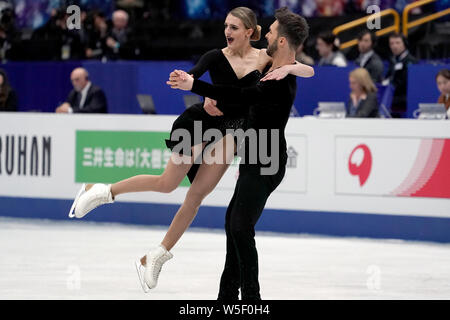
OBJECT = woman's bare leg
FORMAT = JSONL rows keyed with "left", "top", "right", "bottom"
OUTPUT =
{"left": 160, "top": 134, "right": 236, "bottom": 251}
{"left": 105, "top": 143, "right": 206, "bottom": 197}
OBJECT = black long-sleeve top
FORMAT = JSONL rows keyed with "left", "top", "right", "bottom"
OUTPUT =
{"left": 187, "top": 49, "right": 261, "bottom": 118}
{"left": 0, "top": 89, "right": 18, "bottom": 112}
{"left": 190, "top": 72, "right": 297, "bottom": 170}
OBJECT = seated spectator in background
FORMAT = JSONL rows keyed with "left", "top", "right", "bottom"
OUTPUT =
{"left": 384, "top": 33, "right": 417, "bottom": 117}
{"left": 316, "top": 31, "right": 347, "bottom": 67}
{"left": 355, "top": 30, "right": 384, "bottom": 83}
{"left": 0, "top": 68, "right": 17, "bottom": 112}
{"left": 436, "top": 69, "right": 450, "bottom": 115}
{"left": 296, "top": 43, "right": 314, "bottom": 66}
{"left": 55, "top": 67, "right": 107, "bottom": 114}
{"left": 346, "top": 68, "right": 379, "bottom": 118}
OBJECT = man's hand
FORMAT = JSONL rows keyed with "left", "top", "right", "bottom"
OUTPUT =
{"left": 203, "top": 97, "right": 223, "bottom": 116}
{"left": 55, "top": 103, "right": 71, "bottom": 113}
{"left": 106, "top": 37, "right": 117, "bottom": 49}
{"left": 166, "top": 70, "right": 194, "bottom": 91}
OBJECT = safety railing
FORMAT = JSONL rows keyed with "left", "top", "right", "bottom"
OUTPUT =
{"left": 403, "top": 0, "right": 450, "bottom": 36}
{"left": 333, "top": 9, "right": 400, "bottom": 50}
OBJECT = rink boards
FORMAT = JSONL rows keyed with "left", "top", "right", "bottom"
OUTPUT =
{"left": 0, "top": 113, "right": 449, "bottom": 242}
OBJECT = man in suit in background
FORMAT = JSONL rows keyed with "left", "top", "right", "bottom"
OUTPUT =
{"left": 355, "top": 30, "right": 384, "bottom": 84}
{"left": 55, "top": 67, "right": 108, "bottom": 113}
{"left": 384, "top": 33, "right": 417, "bottom": 117}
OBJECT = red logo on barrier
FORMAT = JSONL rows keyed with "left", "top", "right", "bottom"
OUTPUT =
{"left": 349, "top": 144, "right": 372, "bottom": 186}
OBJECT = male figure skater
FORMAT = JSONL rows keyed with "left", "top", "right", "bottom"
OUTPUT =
{"left": 168, "top": 7, "right": 310, "bottom": 300}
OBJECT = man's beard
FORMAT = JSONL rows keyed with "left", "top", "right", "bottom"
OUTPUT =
{"left": 266, "top": 39, "right": 278, "bottom": 57}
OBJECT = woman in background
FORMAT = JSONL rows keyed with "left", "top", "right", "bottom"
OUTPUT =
{"left": 436, "top": 69, "right": 450, "bottom": 118}
{"left": 0, "top": 69, "right": 17, "bottom": 112}
{"left": 346, "top": 68, "right": 379, "bottom": 118}
{"left": 316, "top": 31, "right": 347, "bottom": 67}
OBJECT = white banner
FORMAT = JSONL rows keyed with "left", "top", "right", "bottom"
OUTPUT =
{"left": 0, "top": 113, "right": 449, "bottom": 218}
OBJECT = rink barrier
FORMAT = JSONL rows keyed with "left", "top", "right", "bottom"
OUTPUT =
{"left": 0, "top": 196, "right": 450, "bottom": 243}
{"left": 0, "top": 113, "right": 449, "bottom": 243}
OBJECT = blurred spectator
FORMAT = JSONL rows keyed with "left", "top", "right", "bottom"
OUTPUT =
{"left": 384, "top": 33, "right": 417, "bottom": 116}
{"left": 0, "top": 1, "right": 20, "bottom": 61}
{"left": 116, "top": 0, "right": 145, "bottom": 22}
{"left": 316, "top": 0, "right": 346, "bottom": 16}
{"left": 105, "top": 9, "right": 132, "bottom": 60}
{"left": 55, "top": 67, "right": 107, "bottom": 114}
{"left": 0, "top": 68, "right": 17, "bottom": 112}
{"left": 346, "top": 68, "right": 379, "bottom": 118}
{"left": 355, "top": 30, "right": 384, "bottom": 83}
{"left": 31, "top": 8, "right": 85, "bottom": 60}
{"left": 85, "top": 9, "right": 133, "bottom": 60}
{"left": 85, "top": 10, "right": 108, "bottom": 60}
{"left": 316, "top": 31, "right": 347, "bottom": 67}
{"left": 436, "top": 69, "right": 450, "bottom": 114}
{"left": 296, "top": 43, "right": 314, "bottom": 66}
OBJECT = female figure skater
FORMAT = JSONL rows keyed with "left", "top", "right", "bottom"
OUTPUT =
{"left": 69, "top": 7, "right": 314, "bottom": 292}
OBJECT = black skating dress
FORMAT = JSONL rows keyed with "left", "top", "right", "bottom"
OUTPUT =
{"left": 165, "top": 49, "right": 261, "bottom": 183}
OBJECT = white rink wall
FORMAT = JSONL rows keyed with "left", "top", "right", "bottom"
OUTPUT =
{"left": 0, "top": 113, "right": 449, "bottom": 242}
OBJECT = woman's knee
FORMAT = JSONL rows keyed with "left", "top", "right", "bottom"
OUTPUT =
{"left": 185, "top": 187, "right": 211, "bottom": 208}
{"left": 157, "top": 175, "right": 179, "bottom": 193}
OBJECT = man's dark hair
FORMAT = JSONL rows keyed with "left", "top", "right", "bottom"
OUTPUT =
{"left": 274, "top": 7, "right": 309, "bottom": 51}
{"left": 357, "top": 30, "right": 377, "bottom": 47}
{"left": 389, "top": 32, "right": 408, "bottom": 48}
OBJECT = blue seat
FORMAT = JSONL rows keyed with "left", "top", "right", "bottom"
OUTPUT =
{"left": 376, "top": 84, "right": 394, "bottom": 118}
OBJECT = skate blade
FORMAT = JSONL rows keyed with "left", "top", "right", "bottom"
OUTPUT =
{"left": 68, "top": 184, "right": 86, "bottom": 218}
{"left": 135, "top": 259, "right": 149, "bottom": 293}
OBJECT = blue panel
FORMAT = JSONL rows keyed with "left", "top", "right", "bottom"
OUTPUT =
{"left": 137, "top": 61, "right": 196, "bottom": 115}
{"left": 2, "top": 61, "right": 81, "bottom": 112}
{"left": 3, "top": 61, "right": 449, "bottom": 118}
{"left": 1, "top": 196, "right": 450, "bottom": 243}
{"left": 82, "top": 61, "right": 142, "bottom": 114}
{"left": 407, "top": 64, "right": 450, "bottom": 118}
{"left": 294, "top": 65, "right": 355, "bottom": 116}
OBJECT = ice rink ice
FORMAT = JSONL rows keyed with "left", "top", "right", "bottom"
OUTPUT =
{"left": 1, "top": 217, "right": 449, "bottom": 300}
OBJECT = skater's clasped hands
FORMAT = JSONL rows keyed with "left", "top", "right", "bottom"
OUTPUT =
{"left": 167, "top": 70, "right": 194, "bottom": 91}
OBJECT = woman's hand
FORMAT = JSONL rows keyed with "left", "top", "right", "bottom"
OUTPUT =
{"left": 203, "top": 97, "right": 223, "bottom": 116}
{"left": 261, "top": 62, "right": 315, "bottom": 81}
{"left": 166, "top": 70, "right": 194, "bottom": 91}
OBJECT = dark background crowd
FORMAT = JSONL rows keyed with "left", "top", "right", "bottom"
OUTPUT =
{"left": 0, "top": 0, "right": 449, "bottom": 62}
{"left": 0, "top": 0, "right": 449, "bottom": 117}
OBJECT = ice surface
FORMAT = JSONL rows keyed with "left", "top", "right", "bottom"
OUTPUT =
{"left": 0, "top": 217, "right": 449, "bottom": 300}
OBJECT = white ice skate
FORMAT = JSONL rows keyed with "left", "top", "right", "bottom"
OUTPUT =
{"left": 69, "top": 183, "right": 114, "bottom": 219}
{"left": 68, "top": 183, "right": 86, "bottom": 218}
{"left": 135, "top": 245, "right": 173, "bottom": 292}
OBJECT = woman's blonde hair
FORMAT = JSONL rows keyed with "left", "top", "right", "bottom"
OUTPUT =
{"left": 349, "top": 68, "right": 377, "bottom": 94}
{"left": 228, "top": 7, "right": 261, "bottom": 41}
